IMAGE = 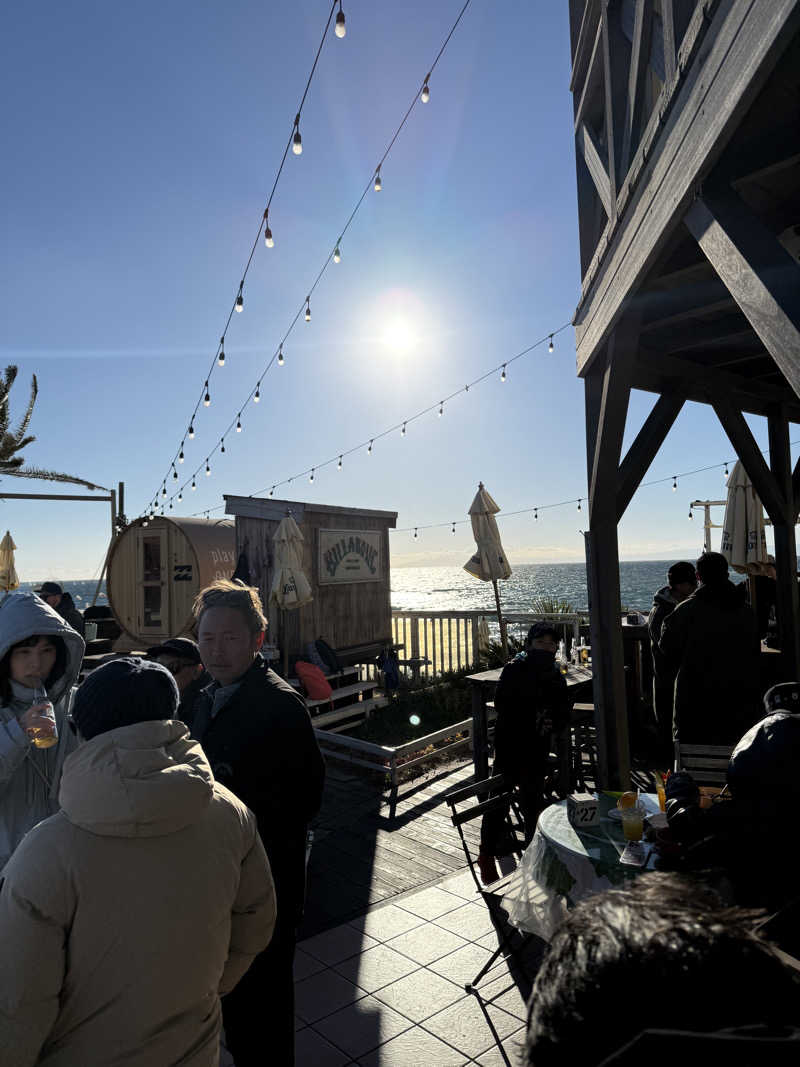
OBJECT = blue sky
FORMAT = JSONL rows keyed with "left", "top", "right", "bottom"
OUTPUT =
{"left": 1, "top": 1, "right": 787, "bottom": 580}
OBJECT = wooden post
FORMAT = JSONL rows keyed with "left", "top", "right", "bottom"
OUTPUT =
{"left": 768, "top": 409, "right": 800, "bottom": 678}
{"left": 471, "top": 682, "right": 490, "bottom": 781}
{"left": 492, "top": 578, "right": 508, "bottom": 662}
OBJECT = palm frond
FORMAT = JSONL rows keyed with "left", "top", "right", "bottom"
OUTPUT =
{"left": 10, "top": 374, "right": 38, "bottom": 444}
{"left": 2, "top": 466, "right": 102, "bottom": 490}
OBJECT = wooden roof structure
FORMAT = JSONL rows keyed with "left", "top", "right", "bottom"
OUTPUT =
{"left": 569, "top": 0, "right": 800, "bottom": 785}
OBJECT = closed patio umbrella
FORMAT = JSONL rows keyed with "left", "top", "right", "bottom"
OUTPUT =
{"left": 720, "top": 461, "right": 768, "bottom": 574}
{"left": 270, "top": 514, "right": 313, "bottom": 675}
{"left": 464, "top": 483, "right": 512, "bottom": 660}
{"left": 0, "top": 531, "right": 19, "bottom": 595}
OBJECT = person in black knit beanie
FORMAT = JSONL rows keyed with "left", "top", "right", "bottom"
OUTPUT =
{"left": 71, "top": 656, "right": 179, "bottom": 739}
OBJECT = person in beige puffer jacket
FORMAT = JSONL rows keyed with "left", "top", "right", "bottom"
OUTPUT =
{"left": 0, "top": 656, "right": 275, "bottom": 1067}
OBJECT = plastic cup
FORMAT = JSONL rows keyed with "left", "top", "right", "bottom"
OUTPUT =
{"left": 621, "top": 809, "right": 643, "bottom": 842}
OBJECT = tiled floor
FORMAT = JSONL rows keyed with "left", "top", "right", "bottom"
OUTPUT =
{"left": 291, "top": 868, "right": 544, "bottom": 1066}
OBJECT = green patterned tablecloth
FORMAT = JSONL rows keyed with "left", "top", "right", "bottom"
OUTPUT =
{"left": 501, "top": 793, "right": 660, "bottom": 940}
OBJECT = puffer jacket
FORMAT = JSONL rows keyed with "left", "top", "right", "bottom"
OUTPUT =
{"left": 659, "top": 580, "right": 760, "bottom": 744}
{"left": 0, "top": 592, "right": 84, "bottom": 871}
{"left": 0, "top": 720, "right": 275, "bottom": 1067}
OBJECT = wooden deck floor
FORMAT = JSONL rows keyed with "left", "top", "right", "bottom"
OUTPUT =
{"left": 301, "top": 758, "right": 478, "bottom": 939}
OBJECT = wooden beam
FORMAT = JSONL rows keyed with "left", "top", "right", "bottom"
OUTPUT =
{"left": 684, "top": 190, "right": 800, "bottom": 402}
{"left": 588, "top": 316, "right": 639, "bottom": 516}
{"left": 575, "top": 0, "right": 800, "bottom": 373}
{"left": 621, "top": 0, "right": 666, "bottom": 82}
{"left": 793, "top": 455, "right": 800, "bottom": 521}
{"left": 712, "top": 397, "right": 787, "bottom": 521}
{"left": 601, "top": 0, "right": 631, "bottom": 210}
{"left": 570, "top": 0, "right": 602, "bottom": 92}
{"left": 573, "top": 19, "right": 604, "bottom": 133}
{"left": 577, "top": 122, "right": 613, "bottom": 218}
{"left": 661, "top": 0, "right": 677, "bottom": 82}
{"left": 617, "top": 393, "right": 685, "bottom": 519}
{"left": 619, "top": 0, "right": 654, "bottom": 179}
{"left": 636, "top": 349, "right": 796, "bottom": 410}
{"left": 767, "top": 409, "right": 800, "bottom": 677}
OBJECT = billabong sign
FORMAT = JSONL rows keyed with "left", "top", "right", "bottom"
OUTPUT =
{"left": 319, "top": 529, "right": 382, "bottom": 585}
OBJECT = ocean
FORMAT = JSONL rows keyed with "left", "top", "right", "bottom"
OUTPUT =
{"left": 17, "top": 560, "right": 742, "bottom": 618}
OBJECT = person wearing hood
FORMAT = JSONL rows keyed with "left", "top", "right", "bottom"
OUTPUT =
{"left": 0, "top": 656, "right": 275, "bottom": 1067}
{"left": 648, "top": 562, "right": 697, "bottom": 758}
{"left": 659, "top": 552, "right": 760, "bottom": 745}
{"left": 33, "top": 581, "right": 85, "bottom": 639}
{"left": 0, "top": 591, "right": 84, "bottom": 873}
{"left": 477, "top": 621, "right": 569, "bottom": 884}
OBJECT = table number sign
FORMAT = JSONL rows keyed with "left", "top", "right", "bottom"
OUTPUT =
{"left": 567, "top": 792, "right": 598, "bottom": 827}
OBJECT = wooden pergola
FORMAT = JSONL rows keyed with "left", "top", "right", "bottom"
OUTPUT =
{"left": 568, "top": 0, "right": 800, "bottom": 786}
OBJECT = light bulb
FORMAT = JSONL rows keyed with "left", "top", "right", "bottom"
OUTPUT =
{"left": 439, "top": 401, "right": 444, "bottom": 416}
{"left": 188, "top": 423, "right": 195, "bottom": 439}
{"left": 688, "top": 508, "right": 693, "bottom": 520}
{"left": 142, "top": 519, "right": 148, "bottom": 527}
{"left": 401, "top": 422, "right": 406, "bottom": 436}
{"left": 501, "top": 364, "right": 506, "bottom": 382}
{"left": 421, "top": 80, "right": 430, "bottom": 103}
{"left": 264, "top": 224, "right": 273, "bottom": 248}
{"left": 534, "top": 508, "right": 538, "bottom": 520}
{"left": 235, "top": 288, "right": 243, "bottom": 313}
{"left": 205, "top": 460, "right": 211, "bottom": 476}
{"left": 179, "top": 448, "right": 184, "bottom": 464}
{"left": 548, "top": 335, "right": 554, "bottom": 352}
{"left": 178, "top": 491, "right": 183, "bottom": 502}
{"left": 451, "top": 522, "right": 455, "bottom": 534}
{"left": 254, "top": 383, "right": 260, "bottom": 402}
{"left": 305, "top": 300, "right": 311, "bottom": 322}
{"left": 374, "top": 169, "right": 382, "bottom": 192}
{"left": 368, "top": 439, "right": 373, "bottom": 454}
{"left": 278, "top": 345, "right": 284, "bottom": 366}
{"left": 333, "top": 244, "right": 341, "bottom": 263}
{"left": 338, "top": 455, "right": 342, "bottom": 470}
{"left": 672, "top": 477, "right": 677, "bottom": 492}
{"left": 335, "top": 6, "right": 346, "bottom": 37}
{"left": 577, "top": 499, "right": 582, "bottom": 511}
{"left": 269, "top": 486, "right": 274, "bottom": 497}
{"left": 309, "top": 468, "right": 314, "bottom": 483}
{"left": 191, "top": 477, "right": 196, "bottom": 491}
{"left": 169, "top": 501, "right": 173, "bottom": 511}
{"left": 292, "top": 122, "right": 302, "bottom": 155}
{"left": 218, "top": 338, "right": 225, "bottom": 366}
{"left": 724, "top": 463, "right": 729, "bottom": 481}
{"left": 413, "top": 528, "right": 418, "bottom": 540}
{"left": 161, "top": 485, "right": 166, "bottom": 498}
{"left": 172, "top": 468, "right": 178, "bottom": 481}
{"left": 221, "top": 439, "right": 225, "bottom": 454}
{"left": 204, "top": 382, "right": 211, "bottom": 407}
{"left": 236, "top": 415, "right": 242, "bottom": 432}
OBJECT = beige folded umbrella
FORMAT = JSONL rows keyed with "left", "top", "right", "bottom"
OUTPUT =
{"left": 464, "top": 483, "right": 512, "bottom": 660}
{"left": 0, "top": 531, "right": 19, "bottom": 595}
{"left": 270, "top": 515, "right": 313, "bottom": 675}
{"left": 720, "top": 461, "right": 769, "bottom": 574}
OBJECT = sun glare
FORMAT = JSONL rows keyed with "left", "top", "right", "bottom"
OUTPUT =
{"left": 381, "top": 316, "right": 418, "bottom": 355}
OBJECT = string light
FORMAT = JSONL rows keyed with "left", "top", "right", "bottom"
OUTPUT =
{"left": 534, "top": 508, "right": 538, "bottom": 520}
{"left": 413, "top": 528, "right": 418, "bottom": 539}
{"left": 218, "top": 338, "right": 225, "bottom": 367}
{"left": 368, "top": 439, "right": 373, "bottom": 454}
{"left": 309, "top": 468, "right": 315, "bottom": 482}
{"left": 577, "top": 499, "right": 582, "bottom": 511}
{"left": 305, "top": 298, "right": 311, "bottom": 322}
{"left": 374, "top": 167, "right": 382, "bottom": 192}
{"left": 269, "top": 486, "right": 275, "bottom": 497}
{"left": 142, "top": 519, "right": 148, "bottom": 527}
{"left": 221, "top": 438, "right": 226, "bottom": 454}
{"left": 178, "top": 490, "right": 183, "bottom": 502}
{"left": 338, "top": 455, "right": 342, "bottom": 470}
{"left": 161, "top": 485, "right": 166, "bottom": 498}
{"left": 254, "top": 382, "right": 261, "bottom": 402}
{"left": 334, "top": 1, "right": 346, "bottom": 38}
{"left": 548, "top": 335, "right": 554, "bottom": 352}
{"left": 172, "top": 467, "right": 178, "bottom": 481}
{"left": 203, "top": 382, "right": 211, "bottom": 407}
{"left": 188, "top": 423, "right": 195, "bottom": 440}
{"left": 169, "top": 500, "right": 173, "bottom": 511}
{"left": 451, "top": 522, "right": 456, "bottom": 534}
{"left": 205, "top": 459, "right": 211, "bottom": 477}
{"left": 500, "top": 364, "right": 506, "bottom": 382}
{"left": 263, "top": 210, "right": 274, "bottom": 248}
{"left": 179, "top": 446, "right": 184, "bottom": 463}
{"left": 439, "top": 401, "right": 444, "bottom": 416}
{"left": 672, "top": 476, "right": 677, "bottom": 491}
{"left": 401, "top": 422, "right": 407, "bottom": 436}
{"left": 421, "top": 77, "right": 430, "bottom": 103}
{"left": 724, "top": 462, "right": 729, "bottom": 481}
{"left": 333, "top": 243, "right": 341, "bottom": 263}
{"left": 236, "top": 414, "right": 242, "bottom": 432}
{"left": 292, "top": 116, "right": 303, "bottom": 155}
{"left": 191, "top": 477, "right": 196, "bottom": 491}
{"left": 688, "top": 507, "right": 693, "bottom": 520}
{"left": 278, "top": 344, "right": 284, "bottom": 366}
{"left": 235, "top": 284, "right": 244, "bottom": 313}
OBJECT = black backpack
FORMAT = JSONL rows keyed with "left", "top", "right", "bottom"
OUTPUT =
{"left": 315, "top": 637, "right": 342, "bottom": 674}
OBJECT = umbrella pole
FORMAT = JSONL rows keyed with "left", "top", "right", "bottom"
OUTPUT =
{"left": 282, "top": 608, "right": 288, "bottom": 679}
{"left": 492, "top": 578, "right": 508, "bottom": 662}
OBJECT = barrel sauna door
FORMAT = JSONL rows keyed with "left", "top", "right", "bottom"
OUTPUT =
{"left": 135, "top": 527, "right": 168, "bottom": 638}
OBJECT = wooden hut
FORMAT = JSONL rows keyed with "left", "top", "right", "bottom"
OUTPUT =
{"left": 107, "top": 516, "right": 235, "bottom": 648}
{"left": 225, "top": 495, "right": 397, "bottom": 665}
{"left": 568, "top": 0, "right": 800, "bottom": 786}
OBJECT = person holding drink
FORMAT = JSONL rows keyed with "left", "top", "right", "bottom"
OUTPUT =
{"left": 0, "top": 591, "right": 84, "bottom": 873}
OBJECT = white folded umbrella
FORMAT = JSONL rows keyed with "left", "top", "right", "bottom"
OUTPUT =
{"left": 0, "top": 531, "right": 19, "bottom": 594}
{"left": 720, "top": 461, "right": 768, "bottom": 574}
{"left": 464, "top": 483, "right": 512, "bottom": 659}
{"left": 270, "top": 515, "right": 312, "bottom": 674}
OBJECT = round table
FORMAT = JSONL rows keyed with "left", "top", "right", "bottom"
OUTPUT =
{"left": 500, "top": 792, "right": 661, "bottom": 941}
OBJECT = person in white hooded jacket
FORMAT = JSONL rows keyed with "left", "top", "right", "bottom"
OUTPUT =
{"left": 0, "top": 655, "right": 276, "bottom": 1067}
{"left": 0, "top": 591, "right": 84, "bottom": 873}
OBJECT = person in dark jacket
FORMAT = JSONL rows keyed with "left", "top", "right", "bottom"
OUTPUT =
{"left": 478, "top": 621, "right": 569, "bottom": 884}
{"left": 146, "top": 636, "right": 209, "bottom": 729}
{"left": 659, "top": 552, "right": 760, "bottom": 745}
{"left": 33, "top": 582, "right": 85, "bottom": 639}
{"left": 191, "top": 579, "right": 325, "bottom": 1067}
{"left": 648, "top": 562, "right": 697, "bottom": 758}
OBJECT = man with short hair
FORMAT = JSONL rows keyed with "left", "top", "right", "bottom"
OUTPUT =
{"left": 648, "top": 561, "right": 697, "bottom": 758}
{"left": 146, "top": 636, "right": 208, "bottom": 728}
{"left": 477, "top": 621, "right": 569, "bottom": 883}
{"left": 525, "top": 873, "right": 800, "bottom": 1065}
{"left": 659, "top": 552, "right": 760, "bottom": 744}
{"left": 0, "top": 656, "right": 275, "bottom": 1066}
{"left": 33, "top": 581, "right": 85, "bottom": 638}
{"left": 191, "top": 579, "right": 325, "bottom": 1067}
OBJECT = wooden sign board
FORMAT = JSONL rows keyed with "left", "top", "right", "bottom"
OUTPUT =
{"left": 319, "top": 529, "right": 382, "bottom": 585}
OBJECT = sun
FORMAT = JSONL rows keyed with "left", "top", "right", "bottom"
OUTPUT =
{"left": 381, "top": 316, "right": 418, "bottom": 356}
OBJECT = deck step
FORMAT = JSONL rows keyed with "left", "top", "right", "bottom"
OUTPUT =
{"left": 313, "top": 696, "right": 387, "bottom": 730}
{"left": 305, "top": 680, "right": 377, "bottom": 710}
{"left": 289, "top": 666, "right": 359, "bottom": 691}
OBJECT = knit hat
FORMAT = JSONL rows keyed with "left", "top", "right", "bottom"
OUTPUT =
{"left": 727, "top": 711, "right": 800, "bottom": 799}
{"left": 72, "top": 656, "right": 179, "bottom": 741}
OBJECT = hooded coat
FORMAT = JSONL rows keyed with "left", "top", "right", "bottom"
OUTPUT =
{"left": 0, "top": 720, "right": 275, "bottom": 1067}
{"left": 659, "top": 580, "right": 760, "bottom": 744}
{"left": 0, "top": 592, "right": 84, "bottom": 871}
{"left": 648, "top": 585, "right": 681, "bottom": 738}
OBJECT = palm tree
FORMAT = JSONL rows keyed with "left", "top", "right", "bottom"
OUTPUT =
{"left": 0, "top": 365, "right": 103, "bottom": 490}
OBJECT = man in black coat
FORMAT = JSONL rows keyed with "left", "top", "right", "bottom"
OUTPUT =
{"left": 647, "top": 561, "right": 697, "bottom": 759}
{"left": 191, "top": 580, "right": 325, "bottom": 1067}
